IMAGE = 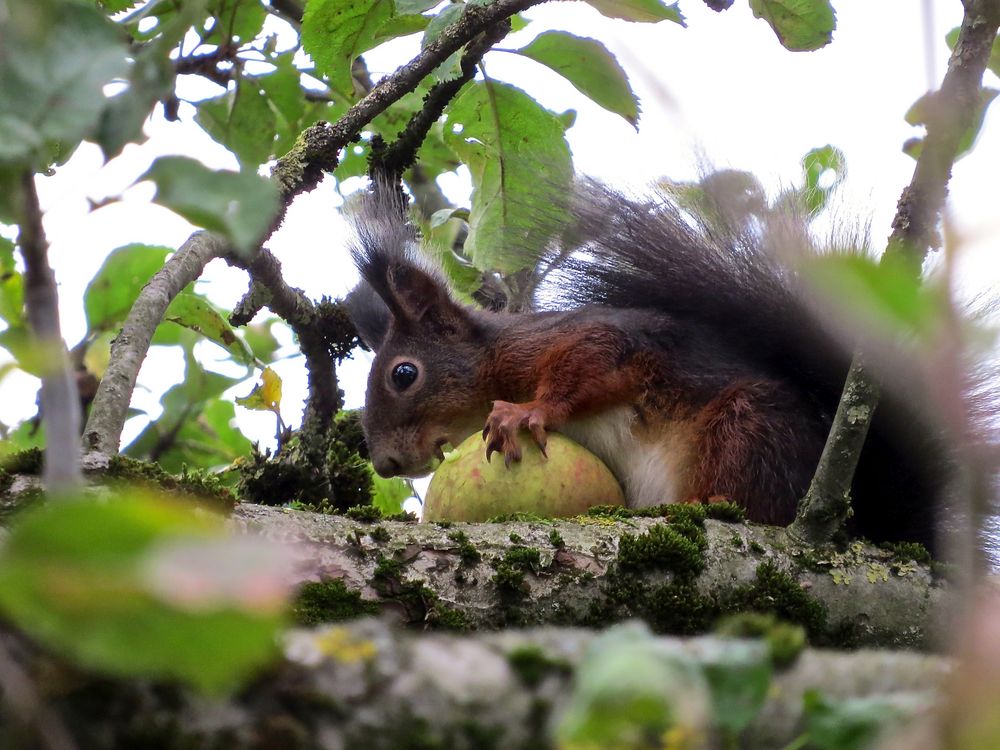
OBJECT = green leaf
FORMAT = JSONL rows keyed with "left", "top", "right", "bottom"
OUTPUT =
{"left": 749, "top": 0, "right": 836, "bottom": 51}
{"left": 945, "top": 27, "right": 1000, "bottom": 79}
{"left": 164, "top": 289, "right": 256, "bottom": 367}
{"left": 84, "top": 244, "right": 173, "bottom": 333}
{"left": 195, "top": 81, "right": 278, "bottom": 169}
{"left": 443, "top": 81, "right": 573, "bottom": 274}
{"left": 422, "top": 3, "right": 466, "bottom": 83}
{"left": 804, "top": 254, "right": 944, "bottom": 340}
{"left": 0, "top": 325, "right": 45, "bottom": 377}
{"left": 800, "top": 144, "right": 846, "bottom": 214}
{"left": 696, "top": 640, "right": 772, "bottom": 738}
{"left": 375, "top": 13, "right": 431, "bottom": 43}
{"left": 802, "top": 690, "right": 926, "bottom": 750}
{"left": 0, "top": 0, "right": 129, "bottom": 163}
{"left": 516, "top": 32, "right": 639, "bottom": 127}
{"left": 396, "top": 0, "right": 439, "bottom": 11}
{"left": 555, "top": 622, "right": 710, "bottom": 748}
{"left": 140, "top": 156, "right": 280, "bottom": 255}
{"left": 372, "top": 475, "right": 411, "bottom": 516}
{"left": 203, "top": 0, "right": 267, "bottom": 44}
{"left": 0, "top": 237, "right": 24, "bottom": 326}
{"left": 242, "top": 319, "right": 283, "bottom": 363}
{"left": 301, "top": 0, "right": 395, "bottom": 97}
{"left": 584, "top": 0, "right": 685, "bottom": 25}
{"left": 903, "top": 88, "right": 998, "bottom": 162}
{"left": 260, "top": 55, "right": 307, "bottom": 126}
{"left": 0, "top": 493, "right": 288, "bottom": 693}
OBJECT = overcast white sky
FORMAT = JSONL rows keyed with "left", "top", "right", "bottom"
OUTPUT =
{"left": 1, "top": 1, "right": 996, "bottom": 460}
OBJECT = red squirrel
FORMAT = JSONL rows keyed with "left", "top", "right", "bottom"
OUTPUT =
{"left": 345, "top": 181, "right": 944, "bottom": 547}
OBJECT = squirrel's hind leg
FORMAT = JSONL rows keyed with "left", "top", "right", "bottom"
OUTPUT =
{"left": 687, "top": 380, "right": 828, "bottom": 526}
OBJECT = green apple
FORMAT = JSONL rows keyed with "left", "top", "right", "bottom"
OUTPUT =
{"left": 423, "top": 431, "right": 625, "bottom": 522}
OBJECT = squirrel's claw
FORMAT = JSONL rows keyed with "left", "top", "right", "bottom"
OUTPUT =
{"left": 483, "top": 400, "right": 549, "bottom": 468}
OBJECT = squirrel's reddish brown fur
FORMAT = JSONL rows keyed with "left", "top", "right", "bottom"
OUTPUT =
{"left": 345, "top": 181, "right": 945, "bottom": 547}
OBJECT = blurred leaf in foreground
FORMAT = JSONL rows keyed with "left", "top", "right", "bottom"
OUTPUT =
{"left": 0, "top": 492, "right": 293, "bottom": 692}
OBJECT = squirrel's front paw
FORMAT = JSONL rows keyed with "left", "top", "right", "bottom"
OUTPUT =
{"left": 483, "top": 400, "right": 549, "bottom": 468}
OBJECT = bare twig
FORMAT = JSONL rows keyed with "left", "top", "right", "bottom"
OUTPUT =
{"left": 792, "top": 0, "right": 1000, "bottom": 545}
{"left": 82, "top": 232, "right": 229, "bottom": 456}
{"left": 16, "top": 172, "right": 81, "bottom": 491}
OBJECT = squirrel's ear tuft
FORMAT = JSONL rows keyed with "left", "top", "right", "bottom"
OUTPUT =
{"left": 346, "top": 187, "right": 474, "bottom": 340}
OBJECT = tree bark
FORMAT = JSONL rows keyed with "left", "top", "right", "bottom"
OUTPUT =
{"left": 231, "top": 504, "right": 949, "bottom": 649}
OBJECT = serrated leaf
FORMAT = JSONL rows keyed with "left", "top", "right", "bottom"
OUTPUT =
{"left": 164, "top": 290, "right": 255, "bottom": 367}
{"left": 140, "top": 156, "right": 279, "bottom": 255}
{"left": 0, "top": 492, "right": 289, "bottom": 693}
{"left": 84, "top": 244, "right": 173, "bottom": 333}
{"left": 0, "top": 0, "right": 129, "bottom": 163}
{"left": 584, "top": 0, "right": 685, "bottom": 24}
{"left": 195, "top": 82, "right": 278, "bottom": 169}
{"left": 236, "top": 366, "right": 282, "bottom": 414}
{"left": 517, "top": 32, "right": 639, "bottom": 127}
{"left": 749, "top": 0, "right": 835, "bottom": 52}
{"left": 203, "top": 0, "right": 267, "bottom": 44}
{"left": 301, "top": 0, "right": 394, "bottom": 97}
{"left": 422, "top": 3, "right": 466, "bottom": 83}
{"left": 444, "top": 81, "right": 573, "bottom": 274}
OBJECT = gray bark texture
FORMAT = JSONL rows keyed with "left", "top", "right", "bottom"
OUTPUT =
{"left": 0, "top": 617, "right": 950, "bottom": 750}
{"left": 231, "top": 504, "right": 948, "bottom": 649}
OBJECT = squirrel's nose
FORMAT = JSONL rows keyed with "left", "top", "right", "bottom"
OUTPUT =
{"left": 372, "top": 455, "right": 401, "bottom": 477}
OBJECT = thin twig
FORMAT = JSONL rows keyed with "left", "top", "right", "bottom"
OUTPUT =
{"left": 82, "top": 232, "right": 229, "bottom": 456}
{"left": 791, "top": 0, "right": 1000, "bottom": 546}
{"left": 16, "top": 172, "right": 81, "bottom": 491}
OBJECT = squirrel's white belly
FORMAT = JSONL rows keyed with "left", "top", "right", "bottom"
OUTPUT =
{"left": 561, "top": 406, "right": 688, "bottom": 508}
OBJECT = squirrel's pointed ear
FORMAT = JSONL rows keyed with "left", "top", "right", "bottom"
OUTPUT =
{"left": 387, "top": 262, "right": 474, "bottom": 337}
{"left": 344, "top": 282, "right": 392, "bottom": 351}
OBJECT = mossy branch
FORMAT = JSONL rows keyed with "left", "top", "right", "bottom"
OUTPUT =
{"left": 796, "top": 0, "right": 1000, "bottom": 544}
{"left": 233, "top": 503, "right": 949, "bottom": 650}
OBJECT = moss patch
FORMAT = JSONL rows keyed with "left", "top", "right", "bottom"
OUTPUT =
{"left": 291, "top": 579, "right": 380, "bottom": 625}
{"left": 492, "top": 546, "right": 542, "bottom": 594}
{"left": 0, "top": 447, "right": 43, "bottom": 475}
{"left": 728, "top": 562, "right": 827, "bottom": 638}
{"left": 105, "top": 455, "right": 235, "bottom": 510}
{"left": 507, "top": 645, "right": 571, "bottom": 688}
{"left": 448, "top": 530, "right": 482, "bottom": 566}
{"left": 371, "top": 554, "right": 469, "bottom": 630}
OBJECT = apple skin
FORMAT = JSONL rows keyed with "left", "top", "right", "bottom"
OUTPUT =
{"left": 422, "top": 431, "right": 626, "bottom": 523}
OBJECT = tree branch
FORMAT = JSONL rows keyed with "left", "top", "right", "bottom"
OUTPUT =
{"left": 232, "top": 504, "right": 948, "bottom": 649}
{"left": 82, "top": 232, "right": 229, "bottom": 456}
{"left": 0, "top": 618, "right": 948, "bottom": 750}
{"left": 793, "top": 0, "right": 1000, "bottom": 545}
{"left": 266, "top": 0, "right": 552, "bottom": 237}
{"left": 16, "top": 172, "right": 81, "bottom": 492}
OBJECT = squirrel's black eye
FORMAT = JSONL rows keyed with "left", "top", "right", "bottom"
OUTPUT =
{"left": 391, "top": 362, "right": 419, "bottom": 389}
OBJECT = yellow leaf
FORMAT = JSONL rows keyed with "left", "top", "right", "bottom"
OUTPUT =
{"left": 236, "top": 367, "right": 282, "bottom": 414}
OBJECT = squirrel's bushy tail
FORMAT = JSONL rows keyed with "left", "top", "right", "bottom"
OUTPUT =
{"left": 543, "top": 180, "right": 948, "bottom": 547}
